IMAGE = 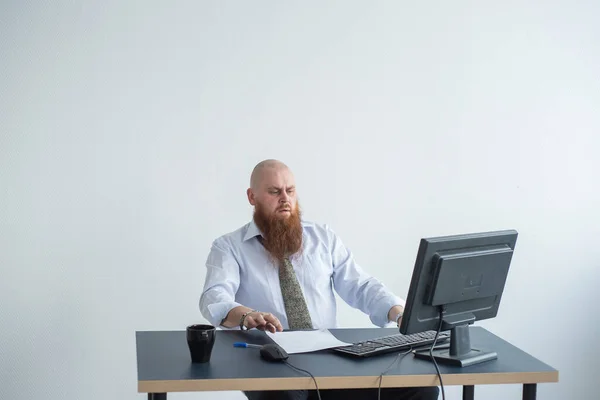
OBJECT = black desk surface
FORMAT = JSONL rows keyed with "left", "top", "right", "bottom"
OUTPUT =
{"left": 135, "top": 327, "right": 558, "bottom": 393}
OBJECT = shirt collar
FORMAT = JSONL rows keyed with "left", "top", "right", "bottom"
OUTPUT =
{"left": 243, "top": 218, "right": 309, "bottom": 242}
{"left": 243, "top": 219, "right": 262, "bottom": 242}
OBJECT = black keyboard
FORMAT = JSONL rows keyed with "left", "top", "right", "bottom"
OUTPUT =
{"left": 333, "top": 330, "right": 451, "bottom": 358}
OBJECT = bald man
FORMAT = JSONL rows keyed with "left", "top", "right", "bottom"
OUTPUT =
{"left": 199, "top": 160, "right": 439, "bottom": 400}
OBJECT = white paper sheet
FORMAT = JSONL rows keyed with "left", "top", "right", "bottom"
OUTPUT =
{"left": 265, "top": 329, "right": 351, "bottom": 354}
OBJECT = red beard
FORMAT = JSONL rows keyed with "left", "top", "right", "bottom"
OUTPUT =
{"left": 253, "top": 202, "right": 303, "bottom": 263}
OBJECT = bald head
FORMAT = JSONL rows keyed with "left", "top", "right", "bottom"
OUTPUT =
{"left": 250, "top": 159, "right": 291, "bottom": 190}
{"left": 247, "top": 159, "right": 298, "bottom": 220}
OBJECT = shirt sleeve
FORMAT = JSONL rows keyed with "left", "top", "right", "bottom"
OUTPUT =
{"left": 199, "top": 238, "right": 243, "bottom": 328}
{"left": 327, "top": 226, "right": 406, "bottom": 327}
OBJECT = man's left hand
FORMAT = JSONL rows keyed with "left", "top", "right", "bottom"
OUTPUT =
{"left": 388, "top": 305, "right": 404, "bottom": 326}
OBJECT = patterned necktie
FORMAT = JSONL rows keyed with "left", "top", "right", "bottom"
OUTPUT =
{"left": 279, "top": 257, "right": 313, "bottom": 330}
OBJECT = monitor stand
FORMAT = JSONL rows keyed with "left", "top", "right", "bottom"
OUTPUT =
{"left": 413, "top": 324, "right": 497, "bottom": 367}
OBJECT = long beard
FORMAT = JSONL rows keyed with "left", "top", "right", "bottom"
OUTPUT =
{"left": 253, "top": 202, "right": 303, "bottom": 264}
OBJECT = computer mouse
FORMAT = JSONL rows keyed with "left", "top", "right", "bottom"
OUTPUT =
{"left": 260, "top": 344, "right": 289, "bottom": 362}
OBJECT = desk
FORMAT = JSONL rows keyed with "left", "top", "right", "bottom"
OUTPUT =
{"left": 135, "top": 327, "right": 558, "bottom": 400}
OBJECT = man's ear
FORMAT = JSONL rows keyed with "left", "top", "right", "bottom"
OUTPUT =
{"left": 247, "top": 188, "right": 256, "bottom": 206}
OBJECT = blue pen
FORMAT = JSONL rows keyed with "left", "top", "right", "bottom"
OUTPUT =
{"left": 233, "top": 342, "right": 263, "bottom": 349}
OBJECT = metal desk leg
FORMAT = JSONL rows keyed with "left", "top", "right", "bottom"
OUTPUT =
{"left": 523, "top": 384, "right": 537, "bottom": 400}
{"left": 463, "top": 385, "right": 475, "bottom": 400}
{"left": 148, "top": 394, "right": 166, "bottom": 400}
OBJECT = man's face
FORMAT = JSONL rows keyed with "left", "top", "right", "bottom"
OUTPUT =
{"left": 248, "top": 166, "right": 297, "bottom": 220}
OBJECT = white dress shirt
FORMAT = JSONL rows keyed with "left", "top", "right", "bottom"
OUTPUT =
{"left": 199, "top": 219, "right": 405, "bottom": 329}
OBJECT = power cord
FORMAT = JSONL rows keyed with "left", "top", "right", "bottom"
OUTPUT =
{"left": 378, "top": 347, "right": 413, "bottom": 400}
{"left": 284, "top": 360, "right": 322, "bottom": 400}
{"left": 430, "top": 306, "right": 446, "bottom": 400}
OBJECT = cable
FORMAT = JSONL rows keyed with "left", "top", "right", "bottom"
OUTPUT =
{"left": 430, "top": 306, "right": 446, "bottom": 400}
{"left": 378, "top": 347, "right": 413, "bottom": 400}
{"left": 284, "top": 360, "right": 322, "bottom": 400}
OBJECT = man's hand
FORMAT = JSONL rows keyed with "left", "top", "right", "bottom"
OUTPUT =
{"left": 388, "top": 305, "right": 405, "bottom": 326}
{"left": 221, "top": 306, "right": 284, "bottom": 333}
{"left": 243, "top": 311, "right": 283, "bottom": 333}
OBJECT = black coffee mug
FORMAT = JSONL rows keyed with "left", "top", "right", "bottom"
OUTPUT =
{"left": 186, "top": 324, "right": 216, "bottom": 363}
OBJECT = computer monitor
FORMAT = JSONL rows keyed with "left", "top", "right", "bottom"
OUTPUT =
{"left": 399, "top": 229, "right": 518, "bottom": 367}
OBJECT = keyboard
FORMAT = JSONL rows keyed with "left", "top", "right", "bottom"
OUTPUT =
{"left": 333, "top": 330, "right": 451, "bottom": 358}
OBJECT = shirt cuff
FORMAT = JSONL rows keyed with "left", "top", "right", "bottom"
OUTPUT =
{"left": 370, "top": 295, "right": 406, "bottom": 328}
{"left": 204, "top": 301, "right": 243, "bottom": 328}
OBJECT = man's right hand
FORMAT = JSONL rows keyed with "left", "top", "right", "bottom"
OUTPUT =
{"left": 221, "top": 306, "right": 284, "bottom": 333}
{"left": 243, "top": 311, "right": 283, "bottom": 333}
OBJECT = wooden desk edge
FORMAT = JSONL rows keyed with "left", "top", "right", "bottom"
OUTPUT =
{"left": 138, "top": 370, "right": 559, "bottom": 393}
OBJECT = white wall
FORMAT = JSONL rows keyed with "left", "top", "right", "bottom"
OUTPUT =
{"left": 1, "top": 1, "right": 599, "bottom": 399}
